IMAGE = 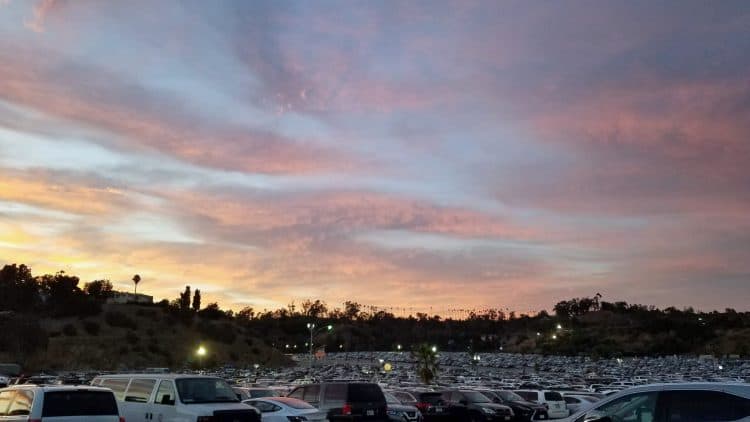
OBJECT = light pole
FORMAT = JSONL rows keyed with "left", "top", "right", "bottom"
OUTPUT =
{"left": 196, "top": 345, "right": 206, "bottom": 369}
{"left": 306, "top": 323, "right": 333, "bottom": 372}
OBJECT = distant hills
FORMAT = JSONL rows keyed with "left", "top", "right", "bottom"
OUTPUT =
{"left": 1, "top": 263, "right": 749, "bottom": 371}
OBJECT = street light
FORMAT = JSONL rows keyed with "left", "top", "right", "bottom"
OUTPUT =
{"left": 431, "top": 346, "right": 437, "bottom": 353}
{"left": 307, "top": 322, "right": 334, "bottom": 371}
{"left": 196, "top": 345, "right": 206, "bottom": 368}
{"left": 396, "top": 344, "right": 402, "bottom": 351}
{"left": 552, "top": 334, "right": 558, "bottom": 340}
{"left": 556, "top": 323, "right": 563, "bottom": 330}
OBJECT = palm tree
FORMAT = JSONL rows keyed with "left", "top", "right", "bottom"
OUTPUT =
{"left": 132, "top": 274, "right": 141, "bottom": 295}
{"left": 411, "top": 343, "right": 439, "bottom": 385}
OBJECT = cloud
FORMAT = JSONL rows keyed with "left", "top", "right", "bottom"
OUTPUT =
{"left": 24, "top": 0, "right": 57, "bottom": 33}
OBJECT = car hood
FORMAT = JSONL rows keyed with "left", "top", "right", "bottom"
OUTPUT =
{"left": 477, "top": 403, "right": 512, "bottom": 411}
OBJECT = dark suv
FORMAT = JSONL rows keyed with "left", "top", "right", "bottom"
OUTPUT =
{"left": 482, "top": 390, "right": 548, "bottom": 421}
{"left": 288, "top": 383, "right": 388, "bottom": 421}
{"left": 440, "top": 390, "right": 514, "bottom": 422}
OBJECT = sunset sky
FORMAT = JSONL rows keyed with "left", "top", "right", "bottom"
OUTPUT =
{"left": 1, "top": 1, "right": 749, "bottom": 314}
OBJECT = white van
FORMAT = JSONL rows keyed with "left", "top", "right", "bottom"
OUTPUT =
{"left": 0, "top": 384, "right": 122, "bottom": 422}
{"left": 92, "top": 374, "right": 260, "bottom": 422}
{"left": 514, "top": 390, "right": 569, "bottom": 419}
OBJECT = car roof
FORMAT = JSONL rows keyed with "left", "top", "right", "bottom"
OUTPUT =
{"left": 96, "top": 373, "right": 219, "bottom": 380}
{"left": 605, "top": 382, "right": 750, "bottom": 398}
{"left": 2, "top": 385, "right": 113, "bottom": 392}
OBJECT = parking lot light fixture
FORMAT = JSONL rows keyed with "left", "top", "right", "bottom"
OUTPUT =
{"left": 556, "top": 323, "right": 563, "bottom": 330}
{"left": 431, "top": 346, "right": 437, "bottom": 353}
{"left": 396, "top": 344, "right": 402, "bottom": 351}
{"left": 552, "top": 334, "right": 558, "bottom": 340}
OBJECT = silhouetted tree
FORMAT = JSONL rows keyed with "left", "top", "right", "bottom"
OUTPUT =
{"left": 132, "top": 274, "right": 141, "bottom": 295}
{"left": 84, "top": 280, "right": 114, "bottom": 301}
{"left": 192, "top": 289, "right": 201, "bottom": 311}
{"left": 0, "top": 264, "right": 39, "bottom": 311}
{"left": 180, "top": 286, "right": 191, "bottom": 311}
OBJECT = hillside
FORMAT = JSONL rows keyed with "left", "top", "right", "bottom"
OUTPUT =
{"left": 1, "top": 302, "right": 290, "bottom": 371}
{"left": 1, "top": 263, "right": 749, "bottom": 372}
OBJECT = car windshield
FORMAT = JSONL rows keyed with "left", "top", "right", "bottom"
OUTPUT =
{"left": 498, "top": 391, "right": 525, "bottom": 402}
{"left": 385, "top": 393, "right": 401, "bottom": 404}
{"left": 175, "top": 378, "right": 239, "bottom": 404}
{"left": 464, "top": 391, "right": 491, "bottom": 403}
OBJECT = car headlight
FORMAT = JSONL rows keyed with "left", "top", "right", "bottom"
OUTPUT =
{"left": 481, "top": 407, "right": 496, "bottom": 414}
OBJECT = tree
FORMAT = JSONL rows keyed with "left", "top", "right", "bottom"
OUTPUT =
{"left": 0, "top": 264, "right": 39, "bottom": 311}
{"left": 179, "top": 286, "right": 191, "bottom": 311}
{"left": 132, "top": 274, "right": 141, "bottom": 295}
{"left": 344, "top": 301, "right": 361, "bottom": 320}
{"left": 412, "top": 343, "right": 439, "bottom": 385}
{"left": 192, "top": 289, "right": 201, "bottom": 312}
{"left": 83, "top": 279, "right": 114, "bottom": 301}
{"left": 301, "top": 299, "right": 328, "bottom": 318}
{"left": 237, "top": 306, "right": 255, "bottom": 322}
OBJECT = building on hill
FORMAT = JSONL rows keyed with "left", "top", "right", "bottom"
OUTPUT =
{"left": 107, "top": 291, "right": 153, "bottom": 305}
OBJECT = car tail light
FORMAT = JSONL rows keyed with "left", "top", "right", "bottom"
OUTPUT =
{"left": 120, "top": 418, "right": 126, "bottom": 422}
{"left": 415, "top": 402, "right": 429, "bottom": 411}
{"left": 342, "top": 403, "right": 352, "bottom": 415}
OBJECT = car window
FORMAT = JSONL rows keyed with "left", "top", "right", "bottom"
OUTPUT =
{"left": 420, "top": 393, "right": 444, "bottom": 404}
{"left": 394, "top": 392, "right": 416, "bottom": 403}
{"left": 125, "top": 378, "right": 156, "bottom": 403}
{"left": 545, "top": 391, "right": 563, "bottom": 401}
{"left": 155, "top": 380, "right": 176, "bottom": 405}
{"left": 579, "top": 392, "right": 658, "bottom": 422}
{"left": 464, "top": 391, "right": 491, "bottom": 403}
{"left": 7, "top": 389, "right": 33, "bottom": 416}
{"left": 303, "top": 385, "right": 320, "bottom": 403}
{"left": 515, "top": 391, "right": 538, "bottom": 402}
{"left": 565, "top": 396, "right": 580, "bottom": 404}
{"left": 0, "top": 390, "right": 15, "bottom": 416}
{"left": 662, "top": 390, "right": 750, "bottom": 422}
{"left": 348, "top": 384, "right": 384, "bottom": 402}
{"left": 324, "top": 384, "right": 347, "bottom": 402}
{"left": 101, "top": 378, "right": 130, "bottom": 401}
{"left": 288, "top": 387, "right": 304, "bottom": 400}
{"left": 249, "top": 400, "right": 279, "bottom": 413}
{"left": 175, "top": 378, "right": 239, "bottom": 404}
{"left": 42, "top": 390, "right": 119, "bottom": 417}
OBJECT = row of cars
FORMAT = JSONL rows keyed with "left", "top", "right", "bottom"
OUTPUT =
{"left": 2, "top": 373, "right": 750, "bottom": 422}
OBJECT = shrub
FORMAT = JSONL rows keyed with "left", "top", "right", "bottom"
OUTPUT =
{"left": 105, "top": 311, "right": 137, "bottom": 330}
{"left": 83, "top": 321, "right": 100, "bottom": 336}
{"left": 62, "top": 323, "right": 77, "bottom": 336}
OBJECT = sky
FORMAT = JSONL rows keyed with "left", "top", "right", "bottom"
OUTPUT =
{"left": 1, "top": 0, "right": 749, "bottom": 314}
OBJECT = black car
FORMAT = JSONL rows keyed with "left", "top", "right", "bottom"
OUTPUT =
{"left": 410, "top": 391, "right": 451, "bottom": 422}
{"left": 288, "top": 383, "right": 388, "bottom": 421}
{"left": 439, "top": 390, "right": 514, "bottom": 422}
{"left": 482, "top": 391, "right": 548, "bottom": 421}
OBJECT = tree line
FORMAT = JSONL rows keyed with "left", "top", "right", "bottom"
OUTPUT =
{"left": 2, "top": 263, "right": 749, "bottom": 362}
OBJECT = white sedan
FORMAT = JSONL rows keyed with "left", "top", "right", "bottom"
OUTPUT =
{"left": 243, "top": 397, "right": 327, "bottom": 422}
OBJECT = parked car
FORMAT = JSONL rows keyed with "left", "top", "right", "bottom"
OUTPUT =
{"left": 244, "top": 397, "right": 326, "bottom": 422}
{"left": 561, "top": 382, "right": 750, "bottom": 422}
{"left": 92, "top": 373, "right": 260, "bottom": 422}
{"left": 386, "top": 390, "right": 418, "bottom": 406}
{"left": 439, "top": 390, "right": 515, "bottom": 421}
{"left": 0, "top": 384, "right": 122, "bottom": 421}
{"left": 410, "top": 391, "right": 451, "bottom": 422}
{"left": 235, "top": 387, "right": 279, "bottom": 400}
{"left": 514, "top": 390, "right": 568, "bottom": 419}
{"left": 560, "top": 395, "right": 596, "bottom": 414}
{"left": 384, "top": 391, "right": 422, "bottom": 422}
{"left": 483, "top": 390, "right": 549, "bottom": 421}
{"left": 288, "top": 382, "right": 388, "bottom": 421}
